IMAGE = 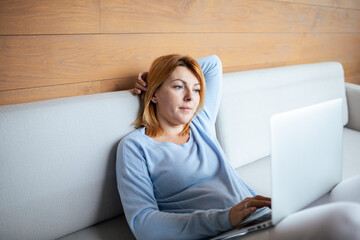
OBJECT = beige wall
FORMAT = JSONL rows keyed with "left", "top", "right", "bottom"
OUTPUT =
{"left": 0, "top": 0, "right": 359, "bottom": 105}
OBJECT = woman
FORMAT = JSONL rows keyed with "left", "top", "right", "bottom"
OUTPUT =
{"left": 117, "top": 54, "right": 360, "bottom": 240}
{"left": 116, "top": 54, "right": 271, "bottom": 239}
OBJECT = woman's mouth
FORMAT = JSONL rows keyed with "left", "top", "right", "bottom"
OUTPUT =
{"left": 179, "top": 107, "right": 192, "bottom": 111}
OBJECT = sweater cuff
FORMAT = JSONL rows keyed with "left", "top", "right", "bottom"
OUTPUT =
{"left": 219, "top": 207, "right": 233, "bottom": 231}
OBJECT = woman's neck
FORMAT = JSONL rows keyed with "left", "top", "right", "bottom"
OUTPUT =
{"left": 149, "top": 125, "right": 190, "bottom": 145}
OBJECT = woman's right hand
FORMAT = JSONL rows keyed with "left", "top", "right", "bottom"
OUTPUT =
{"left": 134, "top": 72, "right": 148, "bottom": 95}
{"left": 229, "top": 195, "right": 271, "bottom": 228}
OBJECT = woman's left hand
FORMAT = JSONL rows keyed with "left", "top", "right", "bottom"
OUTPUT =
{"left": 229, "top": 195, "right": 271, "bottom": 228}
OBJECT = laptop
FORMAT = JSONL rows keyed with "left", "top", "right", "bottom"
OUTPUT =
{"left": 211, "top": 98, "right": 343, "bottom": 240}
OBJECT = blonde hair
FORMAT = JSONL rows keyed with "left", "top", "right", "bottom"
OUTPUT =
{"left": 134, "top": 54, "right": 205, "bottom": 137}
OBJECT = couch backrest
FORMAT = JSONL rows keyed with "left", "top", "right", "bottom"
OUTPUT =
{"left": 0, "top": 91, "right": 139, "bottom": 240}
{"left": 0, "top": 62, "right": 349, "bottom": 239}
{"left": 216, "top": 62, "right": 348, "bottom": 169}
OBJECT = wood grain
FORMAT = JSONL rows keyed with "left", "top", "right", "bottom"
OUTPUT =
{"left": 0, "top": 0, "right": 359, "bottom": 105}
{"left": 0, "top": 81, "right": 100, "bottom": 106}
{"left": 277, "top": 0, "right": 360, "bottom": 10}
{"left": 223, "top": 57, "right": 360, "bottom": 85}
{"left": 1, "top": 33, "right": 359, "bottom": 91}
{"left": 1, "top": 56, "right": 358, "bottom": 106}
{"left": 101, "top": 0, "right": 360, "bottom": 33}
{"left": 0, "top": 0, "right": 99, "bottom": 35}
{"left": 0, "top": 77, "right": 136, "bottom": 106}
{"left": 0, "top": 34, "right": 360, "bottom": 90}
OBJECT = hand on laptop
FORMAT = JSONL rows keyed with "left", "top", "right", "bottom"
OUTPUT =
{"left": 229, "top": 195, "right": 271, "bottom": 227}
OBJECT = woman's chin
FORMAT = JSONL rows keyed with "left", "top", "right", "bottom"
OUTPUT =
{"left": 174, "top": 118, "right": 192, "bottom": 126}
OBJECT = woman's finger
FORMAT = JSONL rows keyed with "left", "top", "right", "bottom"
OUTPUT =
{"left": 253, "top": 195, "right": 271, "bottom": 201}
{"left": 138, "top": 72, "right": 148, "bottom": 84}
{"left": 133, "top": 88, "right": 141, "bottom": 95}
{"left": 135, "top": 82, "right": 147, "bottom": 91}
{"left": 240, "top": 207, "right": 257, "bottom": 222}
{"left": 137, "top": 78, "right": 147, "bottom": 88}
{"left": 244, "top": 199, "right": 271, "bottom": 209}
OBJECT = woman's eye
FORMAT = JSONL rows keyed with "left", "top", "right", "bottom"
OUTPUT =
{"left": 194, "top": 89, "right": 200, "bottom": 93}
{"left": 174, "top": 85, "right": 183, "bottom": 89}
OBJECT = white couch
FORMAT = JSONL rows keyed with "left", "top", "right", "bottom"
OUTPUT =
{"left": 1, "top": 62, "right": 359, "bottom": 240}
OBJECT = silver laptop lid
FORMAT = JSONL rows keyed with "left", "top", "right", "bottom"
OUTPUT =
{"left": 270, "top": 98, "right": 343, "bottom": 225}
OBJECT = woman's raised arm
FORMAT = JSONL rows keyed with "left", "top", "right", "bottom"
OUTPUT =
{"left": 196, "top": 55, "right": 223, "bottom": 124}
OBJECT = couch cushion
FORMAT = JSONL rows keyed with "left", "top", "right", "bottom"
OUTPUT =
{"left": 58, "top": 215, "right": 135, "bottom": 240}
{"left": 343, "top": 128, "right": 360, "bottom": 180}
{"left": 345, "top": 82, "right": 360, "bottom": 131}
{"left": 216, "top": 62, "right": 348, "bottom": 169}
{"left": 236, "top": 155, "right": 272, "bottom": 197}
{"left": 235, "top": 127, "right": 360, "bottom": 197}
{"left": 0, "top": 91, "right": 139, "bottom": 240}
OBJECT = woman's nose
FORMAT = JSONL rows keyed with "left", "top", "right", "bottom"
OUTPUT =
{"left": 184, "top": 88, "right": 193, "bottom": 102}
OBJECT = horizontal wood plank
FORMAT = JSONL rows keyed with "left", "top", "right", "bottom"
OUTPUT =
{"left": 101, "top": 0, "right": 360, "bottom": 33}
{"left": 0, "top": 77, "right": 135, "bottom": 106}
{"left": 0, "top": 81, "right": 101, "bottom": 106}
{"left": 223, "top": 57, "right": 360, "bottom": 84}
{"left": 276, "top": 0, "right": 360, "bottom": 10}
{"left": 0, "top": 0, "right": 99, "bottom": 35}
{"left": 341, "top": 58, "right": 360, "bottom": 85}
{"left": 1, "top": 0, "right": 359, "bottom": 35}
{"left": 1, "top": 33, "right": 359, "bottom": 91}
{"left": 1, "top": 57, "right": 359, "bottom": 106}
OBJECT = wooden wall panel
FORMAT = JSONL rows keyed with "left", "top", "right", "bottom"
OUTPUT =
{"left": 1, "top": 33, "right": 359, "bottom": 91}
{"left": 101, "top": 0, "right": 360, "bottom": 33}
{"left": 0, "top": 77, "right": 135, "bottom": 106}
{"left": 278, "top": 0, "right": 360, "bottom": 9}
{"left": 0, "top": 81, "right": 102, "bottom": 106}
{"left": 0, "top": 0, "right": 359, "bottom": 105}
{"left": 341, "top": 59, "right": 360, "bottom": 85}
{"left": 2, "top": 57, "right": 359, "bottom": 106}
{"left": 0, "top": 0, "right": 99, "bottom": 35}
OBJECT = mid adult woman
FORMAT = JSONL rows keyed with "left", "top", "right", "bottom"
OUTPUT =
{"left": 117, "top": 54, "right": 360, "bottom": 240}
{"left": 116, "top": 54, "right": 271, "bottom": 239}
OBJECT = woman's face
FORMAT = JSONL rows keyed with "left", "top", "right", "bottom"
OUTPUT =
{"left": 152, "top": 66, "right": 200, "bottom": 130}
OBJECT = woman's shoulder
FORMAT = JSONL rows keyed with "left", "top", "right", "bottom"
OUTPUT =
{"left": 118, "top": 128, "right": 146, "bottom": 149}
{"left": 117, "top": 128, "right": 150, "bottom": 165}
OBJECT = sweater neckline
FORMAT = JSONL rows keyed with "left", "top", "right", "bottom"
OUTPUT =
{"left": 139, "top": 127, "right": 193, "bottom": 148}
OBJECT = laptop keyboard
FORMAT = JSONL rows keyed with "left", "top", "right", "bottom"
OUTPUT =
{"left": 237, "top": 211, "right": 272, "bottom": 229}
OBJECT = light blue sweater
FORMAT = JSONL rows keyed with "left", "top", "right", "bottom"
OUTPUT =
{"left": 116, "top": 55, "right": 256, "bottom": 240}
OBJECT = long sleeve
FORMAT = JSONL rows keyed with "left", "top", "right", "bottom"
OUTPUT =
{"left": 197, "top": 55, "right": 223, "bottom": 124}
{"left": 116, "top": 137, "right": 232, "bottom": 240}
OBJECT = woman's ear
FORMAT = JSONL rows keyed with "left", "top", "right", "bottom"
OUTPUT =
{"left": 151, "top": 95, "right": 157, "bottom": 103}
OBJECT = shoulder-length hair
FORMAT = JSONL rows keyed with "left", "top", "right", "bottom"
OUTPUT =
{"left": 134, "top": 54, "right": 206, "bottom": 137}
